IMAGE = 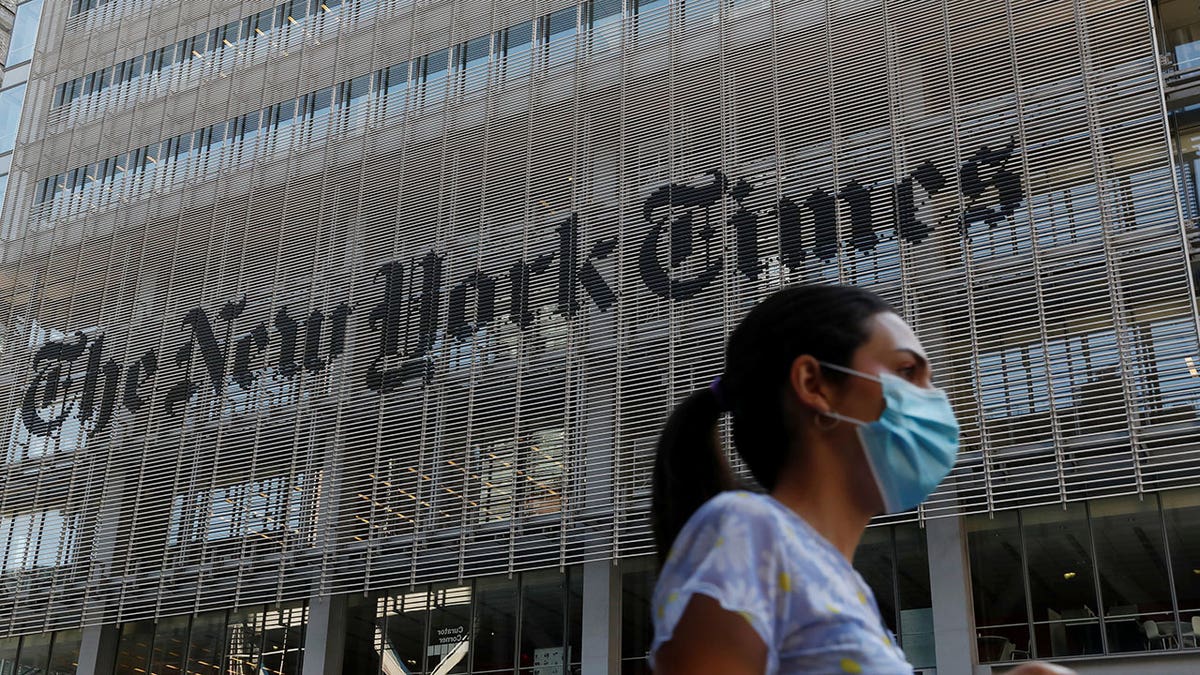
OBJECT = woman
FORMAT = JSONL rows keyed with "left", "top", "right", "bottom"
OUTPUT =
{"left": 649, "top": 284, "right": 1072, "bottom": 674}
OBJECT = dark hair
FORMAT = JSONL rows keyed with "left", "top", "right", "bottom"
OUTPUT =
{"left": 650, "top": 284, "right": 894, "bottom": 561}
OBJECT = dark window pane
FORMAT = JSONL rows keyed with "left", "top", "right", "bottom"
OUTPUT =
{"left": 567, "top": 567, "right": 582, "bottom": 666}
{"left": 47, "top": 629, "right": 81, "bottom": 674}
{"left": 474, "top": 575, "right": 517, "bottom": 672}
{"left": 16, "top": 633, "right": 50, "bottom": 674}
{"left": 1025, "top": 503, "right": 1101, "bottom": 658}
{"left": 968, "top": 510, "right": 1028, "bottom": 627}
{"left": 620, "top": 557, "right": 655, "bottom": 665}
{"left": 1090, "top": 494, "right": 1172, "bottom": 653}
{"left": 149, "top": 614, "right": 190, "bottom": 673}
{"left": 381, "top": 587, "right": 428, "bottom": 674}
{"left": 429, "top": 584, "right": 471, "bottom": 673}
{"left": 185, "top": 610, "right": 227, "bottom": 675}
{"left": 520, "top": 569, "right": 565, "bottom": 671}
{"left": 854, "top": 526, "right": 897, "bottom": 634}
{"left": 1164, "top": 488, "right": 1200, "bottom": 615}
{"left": 0, "top": 636, "right": 18, "bottom": 675}
{"left": 114, "top": 621, "right": 153, "bottom": 673}
{"left": 895, "top": 523, "right": 934, "bottom": 668}
{"left": 344, "top": 594, "right": 380, "bottom": 675}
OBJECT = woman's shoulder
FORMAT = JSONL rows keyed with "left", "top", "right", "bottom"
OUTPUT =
{"left": 692, "top": 489, "right": 781, "bottom": 523}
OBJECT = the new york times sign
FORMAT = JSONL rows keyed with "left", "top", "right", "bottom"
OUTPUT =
{"left": 19, "top": 143, "right": 1022, "bottom": 439}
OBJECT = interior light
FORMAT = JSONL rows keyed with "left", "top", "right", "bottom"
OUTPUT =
{"left": 1193, "top": 568, "right": 1200, "bottom": 575}
{"left": 321, "top": 3, "right": 331, "bottom": 10}
{"left": 1063, "top": 571, "right": 1077, "bottom": 580}
{"left": 287, "top": 15, "right": 297, "bottom": 23}
{"left": 255, "top": 28, "right": 265, "bottom": 35}
{"left": 192, "top": 50, "right": 202, "bottom": 58}
{"left": 1186, "top": 357, "right": 1199, "bottom": 377}
{"left": 223, "top": 39, "right": 233, "bottom": 47}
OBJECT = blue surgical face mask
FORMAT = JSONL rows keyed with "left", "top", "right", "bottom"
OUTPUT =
{"left": 818, "top": 362, "right": 961, "bottom": 514}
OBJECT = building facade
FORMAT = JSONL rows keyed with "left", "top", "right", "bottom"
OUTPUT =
{"left": 2, "top": 0, "right": 1200, "bottom": 672}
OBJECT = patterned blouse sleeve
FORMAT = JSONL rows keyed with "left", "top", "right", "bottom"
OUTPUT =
{"left": 648, "top": 493, "right": 783, "bottom": 673}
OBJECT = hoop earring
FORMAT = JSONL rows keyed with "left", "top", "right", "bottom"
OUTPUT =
{"left": 815, "top": 412, "right": 840, "bottom": 431}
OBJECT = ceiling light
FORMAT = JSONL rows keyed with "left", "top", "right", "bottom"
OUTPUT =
{"left": 1063, "top": 571, "right": 1077, "bottom": 580}
{"left": 1187, "top": 357, "right": 1199, "bottom": 377}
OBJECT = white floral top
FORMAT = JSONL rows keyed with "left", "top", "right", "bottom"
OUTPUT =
{"left": 649, "top": 491, "right": 913, "bottom": 674}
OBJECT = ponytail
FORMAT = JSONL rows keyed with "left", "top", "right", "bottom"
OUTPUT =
{"left": 651, "top": 386, "right": 735, "bottom": 563}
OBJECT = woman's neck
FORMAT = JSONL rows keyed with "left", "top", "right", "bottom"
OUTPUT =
{"left": 770, "top": 443, "right": 875, "bottom": 561}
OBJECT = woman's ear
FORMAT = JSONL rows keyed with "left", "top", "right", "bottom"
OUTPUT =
{"left": 788, "top": 354, "right": 835, "bottom": 415}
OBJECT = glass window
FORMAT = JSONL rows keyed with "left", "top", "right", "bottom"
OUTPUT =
{"left": 225, "top": 606, "right": 266, "bottom": 673}
{"left": 15, "top": 633, "right": 49, "bottom": 674}
{"left": 543, "top": 7, "right": 578, "bottom": 66}
{"left": 428, "top": 584, "right": 471, "bottom": 673}
{"left": 0, "top": 636, "right": 18, "bottom": 675}
{"left": 474, "top": 575, "right": 518, "bottom": 671}
{"left": 149, "top": 614, "right": 191, "bottom": 673}
{"left": 380, "top": 587, "right": 429, "bottom": 673}
{"left": 1091, "top": 494, "right": 1172, "bottom": 653}
{"left": 567, "top": 568, "right": 583, "bottom": 669}
{"left": 48, "top": 629, "right": 81, "bottom": 674}
{"left": 345, "top": 593, "right": 381, "bottom": 674}
{"left": 503, "top": 22, "right": 534, "bottom": 80}
{"left": 260, "top": 602, "right": 306, "bottom": 675}
{"left": 519, "top": 570, "right": 566, "bottom": 672}
{"left": 1025, "top": 503, "right": 1101, "bottom": 658}
{"left": 854, "top": 526, "right": 897, "bottom": 634}
{"left": 113, "top": 619, "right": 153, "bottom": 667}
{"left": 0, "top": 174, "right": 9, "bottom": 216}
{"left": 895, "top": 523, "right": 935, "bottom": 669}
{"left": 621, "top": 557, "right": 655, "bottom": 674}
{"left": 7, "top": 0, "right": 45, "bottom": 66}
{"left": 1163, "top": 489, "right": 1200, "bottom": 621}
{"left": 185, "top": 610, "right": 226, "bottom": 675}
{"left": 0, "top": 84, "right": 28, "bottom": 154}
{"left": 967, "top": 510, "right": 1031, "bottom": 662}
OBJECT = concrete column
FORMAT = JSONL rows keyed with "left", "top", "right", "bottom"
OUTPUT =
{"left": 75, "top": 624, "right": 119, "bottom": 675}
{"left": 303, "top": 594, "right": 347, "bottom": 675}
{"left": 581, "top": 560, "right": 621, "bottom": 675}
{"left": 926, "top": 516, "right": 978, "bottom": 675}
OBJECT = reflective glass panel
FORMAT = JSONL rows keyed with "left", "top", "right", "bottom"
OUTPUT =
{"left": 895, "top": 523, "right": 934, "bottom": 668}
{"left": 854, "top": 526, "right": 897, "bottom": 633}
{"left": 0, "top": 636, "right": 17, "bottom": 675}
{"left": 225, "top": 606, "right": 265, "bottom": 673}
{"left": 1025, "top": 503, "right": 1101, "bottom": 658}
{"left": 519, "top": 569, "right": 565, "bottom": 671}
{"left": 260, "top": 602, "right": 306, "bottom": 675}
{"left": 381, "top": 586, "right": 428, "bottom": 674}
{"left": 0, "top": 84, "right": 28, "bottom": 154}
{"left": 185, "top": 610, "right": 227, "bottom": 674}
{"left": 1163, "top": 489, "right": 1200, "bottom": 617}
{"left": 113, "top": 621, "right": 153, "bottom": 673}
{"left": 149, "top": 614, "right": 190, "bottom": 673}
{"left": 1091, "top": 494, "right": 1171, "bottom": 653}
{"left": 7, "top": 0, "right": 45, "bottom": 65}
{"left": 16, "top": 633, "right": 50, "bottom": 674}
{"left": 967, "top": 510, "right": 1031, "bottom": 662}
{"left": 428, "top": 584, "right": 471, "bottom": 673}
{"left": 621, "top": 557, "right": 655, "bottom": 673}
{"left": 474, "top": 575, "right": 517, "bottom": 671}
{"left": 344, "top": 593, "right": 380, "bottom": 674}
{"left": 47, "top": 629, "right": 80, "bottom": 674}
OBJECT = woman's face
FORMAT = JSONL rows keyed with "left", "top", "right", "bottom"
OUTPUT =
{"left": 824, "top": 312, "right": 934, "bottom": 512}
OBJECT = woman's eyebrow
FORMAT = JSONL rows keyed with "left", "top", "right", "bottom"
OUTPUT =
{"left": 895, "top": 348, "right": 929, "bottom": 367}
